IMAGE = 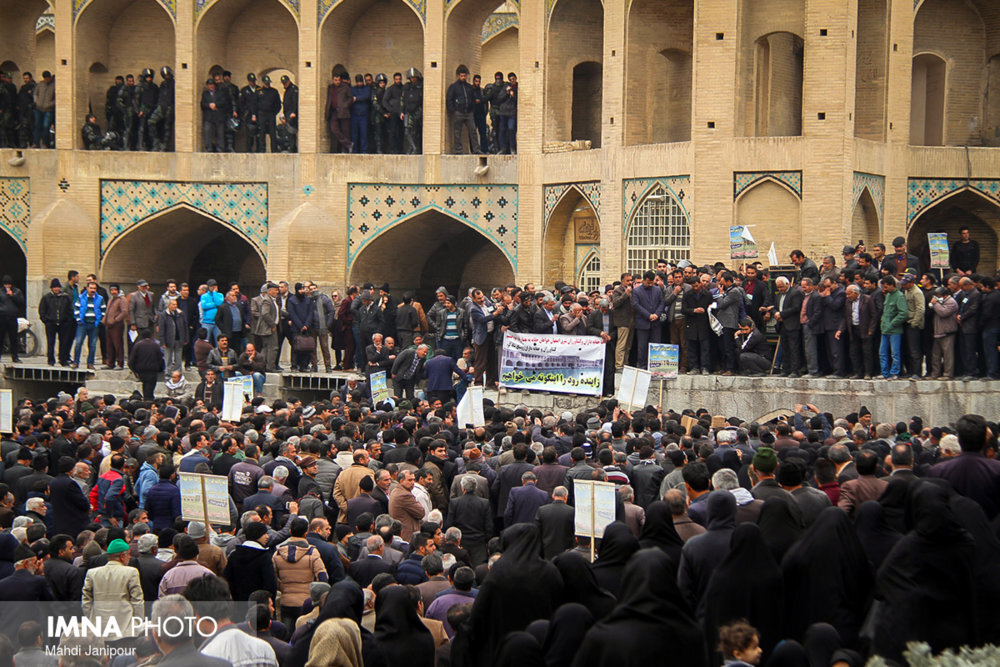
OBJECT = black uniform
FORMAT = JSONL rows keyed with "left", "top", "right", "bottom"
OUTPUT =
{"left": 149, "top": 76, "right": 174, "bottom": 151}
{"left": 116, "top": 82, "right": 138, "bottom": 150}
{"left": 222, "top": 79, "right": 239, "bottom": 151}
{"left": 256, "top": 85, "right": 281, "bottom": 152}
{"left": 382, "top": 82, "right": 404, "bottom": 153}
{"left": 201, "top": 86, "right": 226, "bottom": 152}
{"left": 0, "top": 78, "right": 16, "bottom": 148}
{"left": 0, "top": 285, "right": 25, "bottom": 363}
{"left": 402, "top": 80, "right": 423, "bottom": 155}
{"left": 105, "top": 82, "right": 122, "bottom": 135}
{"left": 15, "top": 81, "right": 35, "bottom": 148}
{"left": 82, "top": 119, "right": 102, "bottom": 149}
{"left": 136, "top": 78, "right": 159, "bottom": 150}
{"left": 282, "top": 83, "right": 298, "bottom": 153}
{"left": 238, "top": 83, "right": 259, "bottom": 152}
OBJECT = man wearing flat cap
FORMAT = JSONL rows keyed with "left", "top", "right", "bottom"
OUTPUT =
{"left": 127, "top": 279, "right": 156, "bottom": 350}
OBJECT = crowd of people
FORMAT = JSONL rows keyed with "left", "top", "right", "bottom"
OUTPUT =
{"left": 0, "top": 367, "right": 994, "bottom": 666}
{"left": 3, "top": 61, "right": 519, "bottom": 156}
{"left": 0, "top": 70, "right": 56, "bottom": 149}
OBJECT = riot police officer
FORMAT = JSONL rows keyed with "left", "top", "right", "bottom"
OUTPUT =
{"left": 0, "top": 72, "right": 17, "bottom": 148}
{"left": 238, "top": 73, "right": 259, "bottom": 152}
{"left": 105, "top": 75, "right": 123, "bottom": 138}
{"left": 383, "top": 72, "right": 404, "bottom": 154}
{"left": 16, "top": 72, "right": 36, "bottom": 149}
{"left": 136, "top": 68, "right": 158, "bottom": 150}
{"left": 402, "top": 67, "right": 423, "bottom": 155}
{"left": 256, "top": 75, "right": 281, "bottom": 152}
{"left": 149, "top": 66, "right": 174, "bottom": 151}
{"left": 371, "top": 73, "right": 389, "bottom": 154}
{"left": 484, "top": 71, "right": 504, "bottom": 154}
{"left": 117, "top": 74, "right": 138, "bottom": 150}
{"left": 221, "top": 71, "right": 239, "bottom": 152}
{"left": 82, "top": 113, "right": 102, "bottom": 150}
{"left": 281, "top": 74, "right": 298, "bottom": 153}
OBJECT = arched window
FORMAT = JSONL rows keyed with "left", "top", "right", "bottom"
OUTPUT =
{"left": 578, "top": 252, "right": 601, "bottom": 294}
{"left": 626, "top": 187, "right": 690, "bottom": 274}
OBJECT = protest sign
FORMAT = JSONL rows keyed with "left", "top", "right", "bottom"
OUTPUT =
{"left": 928, "top": 232, "right": 950, "bottom": 270}
{"left": 617, "top": 366, "right": 652, "bottom": 409}
{"left": 456, "top": 384, "right": 485, "bottom": 427}
{"left": 648, "top": 343, "right": 679, "bottom": 379}
{"left": 370, "top": 371, "right": 390, "bottom": 404}
{"left": 499, "top": 332, "right": 605, "bottom": 396}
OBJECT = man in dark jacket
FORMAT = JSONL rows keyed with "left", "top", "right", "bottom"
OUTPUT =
{"left": 682, "top": 275, "right": 714, "bottom": 374}
{"left": 445, "top": 477, "right": 492, "bottom": 566}
{"left": 535, "top": 486, "right": 575, "bottom": 559}
{"left": 632, "top": 271, "right": 665, "bottom": 369}
{"left": 194, "top": 368, "right": 224, "bottom": 409}
{"left": 256, "top": 75, "right": 281, "bottom": 153}
{"left": 38, "top": 278, "right": 74, "bottom": 366}
{"left": 128, "top": 329, "right": 165, "bottom": 400}
{"left": 447, "top": 65, "right": 480, "bottom": 154}
{"left": 771, "top": 276, "right": 804, "bottom": 377}
{"left": 382, "top": 72, "right": 404, "bottom": 153}
{"left": 200, "top": 78, "right": 226, "bottom": 152}
{"left": 0, "top": 275, "right": 24, "bottom": 363}
{"left": 49, "top": 457, "right": 91, "bottom": 536}
{"left": 736, "top": 318, "right": 771, "bottom": 376}
{"left": 504, "top": 472, "right": 549, "bottom": 527}
{"left": 305, "top": 518, "right": 345, "bottom": 583}
{"left": 0, "top": 543, "right": 53, "bottom": 633}
{"left": 325, "top": 71, "right": 353, "bottom": 153}
{"left": 836, "top": 284, "right": 877, "bottom": 378}
{"left": 224, "top": 522, "right": 277, "bottom": 600}
{"left": 44, "top": 535, "right": 85, "bottom": 603}
{"left": 146, "top": 464, "right": 181, "bottom": 532}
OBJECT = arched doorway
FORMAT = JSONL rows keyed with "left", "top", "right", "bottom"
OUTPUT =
{"left": 101, "top": 207, "right": 266, "bottom": 294}
{"left": 0, "top": 231, "right": 28, "bottom": 308}
{"left": 349, "top": 211, "right": 515, "bottom": 306}
{"left": 545, "top": 0, "right": 603, "bottom": 147}
{"left": 624, "top": 0, "right": 693, "bottom": 145}
{"left": 735, "top": 180, "right": 801, "bottom": 260}
{"left": 907, "top": 190, "right": 1000, "bottom": 274}
{"left": 74, "top": 0, "right": 175, "bottom": 147}
{"left": 319, "top": 0, "right": 423, "bottom": 151}
{"left": 910, "top": 53, "right": 946, "bottom": 146}
{"left": 851, "top": 188, "right": 881, "bottom": 250}
{"left": 543, "top": 191, "right": 600, "bottom": 288}
{"left": 854, "top": 0, "right": 887, "bottom": 140}
{"left": 625, "top": 186, "right": 690, "bottom": 273}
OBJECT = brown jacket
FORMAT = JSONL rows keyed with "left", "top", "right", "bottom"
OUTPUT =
{"left": 837, "top": 475, "right": 889, "bottom": 518}
{"left": 332, "top": 463, "right": 375, "bottom": 523}
{"left": 273, "top": 537, "right": 328, "bottom": 608}
{"left": 197, "top": 541, "right": 227, "bottom": 576}
{"left": 105, "top": 295, "right": 129, "bottom": 327}
{"left": 325, "top": 81, "right": 353, "bottom": 123}
{"left": 389, "top": 486, "right": 425, "bottom": 541}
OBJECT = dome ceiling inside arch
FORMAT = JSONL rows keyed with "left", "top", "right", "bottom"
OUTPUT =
{"left": 349, "top": 211, "right": 514, "bottom": 306}
{"left": 101, "top": 207, "right": 265, "bottom": 294}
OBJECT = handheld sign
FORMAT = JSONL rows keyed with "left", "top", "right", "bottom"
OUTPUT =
{"left": 222, "top": 378, "right": 244, "bottom": 422}
{"left": 0, "top": 389, "right": 11, "bottom": 435}
{"left": 616, "top": 366, "right": 652, "bottom": 410}
{"left": 370, "top": 371, "right": 390, "bottom": 405}
{"left": 456, "top": 384, "right": 485, "bottom": 427}
{"left": 648, "top": 343, "right": 679, "bottom": 379}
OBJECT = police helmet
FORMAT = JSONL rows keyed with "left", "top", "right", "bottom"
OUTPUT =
{"left": 406, "top": 67, "right": 422, "bottom": 80}
{"left": 262, "top": 75, "right": 271, "bottom": 84}
{"left": 280, "top": 75, "right": 290, "bottom": 84}
{"left": 141, "top": 68, "right": 154, "bottom": 79}
{"left": 245, "top": 120, "right": 258, "bottom": 133}
{"left": 160, "top": 66, "right": 173, "bottom": 79}
{"left": 375, "top": 73, "right": 388, "bottom": 84}
{"left": 227, "top": 117, "right": 241, "bottom": 132}
{"left": 101, "top": 131, "right": 119, "bottom": 149}
{"left": 247, "top": 72, "right": 257, "bottom": 82}
{"left": 283, "top": 122, "right": 297, "bottom": 136}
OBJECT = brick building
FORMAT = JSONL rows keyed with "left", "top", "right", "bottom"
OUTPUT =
{"left": 2, "top": 0, "right": 1000, "bottom": 331}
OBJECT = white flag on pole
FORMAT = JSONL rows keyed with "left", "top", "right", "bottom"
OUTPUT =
{"left": 740, "top": 226, "right": 756, "bottom": 244}
{"left": 768, "top": 242, "right": 778, "bottom": 266}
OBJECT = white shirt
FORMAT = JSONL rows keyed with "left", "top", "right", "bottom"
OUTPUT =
{"left": 413, "top": 483, "right": 432, "bottom": 520}
{"left": 201, "top": 625, "right": 278, "bottom": 667}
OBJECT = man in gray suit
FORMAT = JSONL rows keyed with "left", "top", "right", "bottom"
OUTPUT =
{"left": 251, "top": 282, "right": 280, "bottom": 371}
{"left": 716, "top": 271, "right": 744, "bottom": 375}
{"left": 128, "top": 279, "right": 156, "bottom": 349}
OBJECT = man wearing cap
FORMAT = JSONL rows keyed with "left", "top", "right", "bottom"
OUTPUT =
{"left": 257, "top": 75, "right": 281, "bottom": 152}
{"left": 251, "top": 282, "right": 281, "bottom": 371}
{"left": 127, "top": 279, "right": 156, "bottom": 349}
{"left": 199, "top": 279, "right": 224, "bottom": 345}
{"left": 201, "top": 77, "right": 227, "bottom": 152}
{"left": 82, "top": 538, "right": 143, "bottom": 641}
{"left": 38, "top": 278, "right": 74, "bottom": 367}
{"left": 0, "top": 542, "right": 51, "bottom": 631}
{"left": 890, "top": 236, "right": 920, "bottom": 278}
{"left": 238, "top": 73, "right": 260, "bottom": 152}
{"left": 842, "top": 246, "right": 860, "bottom": 273}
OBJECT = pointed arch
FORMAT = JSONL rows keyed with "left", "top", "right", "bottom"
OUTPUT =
{"left": 851, "top": 187, "right": 881, "bottom": 249}
{"left": 907, "top": 188, "right": 1000, "bottom": 273}
{"left": 735, "top": 180, "right": 801, "bottom": 255}
{"left": 543, "top": 188, "right": 600, "bottom": 288}
{"left": 625, "top": 185, "right": 691, "bottom": 273}
{"left": 196, "top": 0, "right": 299, "bottom": 30}
{"left": 576, "top": 247, "right": 602, "bottom": 294}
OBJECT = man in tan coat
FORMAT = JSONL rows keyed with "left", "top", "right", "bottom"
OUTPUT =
{"left": 389, "top": 469, "right": 426, "bottom": 541}
{"left": 273, "top": 517, "right": 328, "bottom": 628}
{"left": 332, "top": 449, "right": 374, "bottom": 523}
{"left": 82, "top": 538, "right": 144, "bottom": 640}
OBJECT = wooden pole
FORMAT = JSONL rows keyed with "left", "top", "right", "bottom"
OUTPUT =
{"left": 769, "top": 336, "right": 781, "bottom": 375}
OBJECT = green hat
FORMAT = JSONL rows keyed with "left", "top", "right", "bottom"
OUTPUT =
{"left": 107, "top": 538, "right": 130, "bottom": 555}
{"left": 752, "top": 447, "right": 777, "bottom": 474}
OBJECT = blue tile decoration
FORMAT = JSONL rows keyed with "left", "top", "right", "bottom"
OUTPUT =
{"left": 321, "top": 0, "right": 420, "bottom": 25}
{"left": 482, "top": 12, "right": 518, "bottom": 43}
{"left": 35, "top": 14, "right": 54, "bottom": 33}
{"left": 852, "top": 172, "right": 885, "bottom": 224}
{"left": 543, "top": 181, "right": 600, "bottom": 230}
{"left": 907, "top": 178, "right": 1000, "bottom": 227}
{"left": 100, "top": 180, "right": 268, "bottom": 259}
{"left": 77, "top": 0, "right": 174, "bottom": 21}
{"left": 622, "top": 176, "right": 691, "bottom": 230}
{"left": 202, "top": 0, "right": 297, "bottom": 22}
{"left": 734, "top": 171, "right": 802, "bottom": 200}
{"left": 0, "top": 178, "right": 30, "bottom": 252}
{"left": 348, "top": 183, "right": 518, "bottom": 270}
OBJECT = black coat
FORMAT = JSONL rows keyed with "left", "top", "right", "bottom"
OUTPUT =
{"left": 776, "top": 286, "right": 804, "bottom": 332}
{"left": 38, "top": 291, "right": 73, "bottom": 326}
{"left": 224, "top": 543, "right": 278, "bottom": 600}
{"left": 682, "top": 288, "right": 714, "bottom": 339}
{"left": 44, "top": 556, "right": 85, "bottom": 602}
{"left": 49, "top": 474, "right": 92, "bottom": 536}
{"left": 446, "top": 493, "right": 493, "bottom": 544}
{"left": 194, "top": 380, "right": 223, "bottom": 408}
{"left": 536, "top": 500, "right": 575, "bottom": 559}
{"left": 128, "top": 338, "right": 165, "bottom": 374}
{"left": 348, "top": 555, "right": 395, "bottom": 588}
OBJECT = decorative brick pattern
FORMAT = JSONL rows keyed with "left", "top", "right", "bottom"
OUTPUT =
{"left": 0, "top": 178, "right": 30, "bottom": 252}
{"left": 348, "top": 183, "right": 518, "bottom": 270}
{"left": 35, "top": 14, "right": 54, "bottom": 33}
{"left": 543, "top": 181, "right": 600, "bottom": 229}
{"left": 623, "top": 176, "right": 692, "bottom": 230}
{"left": 852, "top": 172, "right": 885, "bottom": 223}
{"left": 482, "top": 12, "right": 518, "bottom": 43}
{"left": 100, "top": 180, "right": 268, "bottom": 258}
{"left": 907, "top": 178, "right": 1000, "bottom": 227}
{"left": 734, "top": 172, "right": 802, "bottom": 200}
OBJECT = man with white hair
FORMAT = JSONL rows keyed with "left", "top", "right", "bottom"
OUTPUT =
{"left": 939, "top": 434, "right": 961, "bottom": 459}
{"left": 149, "top": 595, "right": 229, "bottom": 667}
{"left": 770, "top": 274, "right": 804, "bottom": 377}
{"left": 711, "top": 468, "right": 762, "bottom": 524}
{"left": 587, "top": 298, "right": 617, "bottom": 397}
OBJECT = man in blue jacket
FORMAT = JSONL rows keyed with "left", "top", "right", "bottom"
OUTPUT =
{"left": 199, "top": 279, "right": 224, "bottom": 344}
{"left": 350, "top": 74, "right": 371, "bottom": 153}
{"left": 396, "top": 533, "right": 436, "bottom": 585}
{"left": 72, "top": 280, "right": 104, "bottom": 369}
{"left": 631, "top": 270, "right": 665, "bottom": 369}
